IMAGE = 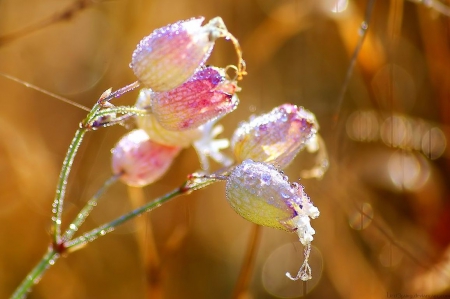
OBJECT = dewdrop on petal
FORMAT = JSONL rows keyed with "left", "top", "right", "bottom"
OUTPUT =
{"left": 225, "top": 159, "right": 319, "bottom": 281}
{"left": 151, "top": 66, "right": 239, "bottom": 131}
{"left": 231, "top": 104, "right": 318, "bottom": 169}
{"left": 135, "top": 89, "right": 234, "bottom": 171}
{"left": 111, "top": 129, "right": 181, "bottom": 187}
{"left": 135, "top": 88, "right": 202, "bottom": 148}
{"left": 131, "top": 17, "right": 233, "bottom": 92}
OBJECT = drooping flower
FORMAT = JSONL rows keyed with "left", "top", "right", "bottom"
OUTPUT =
{"left": 111, "top": 129, "right": 181, "bottom": 187}
{"left": 135, "top": 88, "right": 203, "bottom": 148}
{"left": 150, "top": 66, "right": 239, "bottom": 131}
{"left": 130, "top": 17, "right": 234, "bottom": 92}
{"left": 231, "top": 104, "right": 318, "bottom": 169}
{"left": 225, "top": 159, "right": 319, "bottom": 281}
{"left": 135, "top": 89, "right": 234, "bottom": 171}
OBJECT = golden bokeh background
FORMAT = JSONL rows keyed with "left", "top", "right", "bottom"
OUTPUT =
{"left": 1, "top": 0, "right": 450, "bottom": 298}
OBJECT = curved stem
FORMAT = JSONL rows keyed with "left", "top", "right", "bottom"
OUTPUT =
{"left": 62, "top": 174, "right": 120, "bottom": 241}
{"left": 51, "top": 128, "right": 87, "bottom": 245}
{"left": 65, "top": 176, "right": 220, "bottom": 251}
{"left": 11, "top": 248, "right": 59, "bottom": 299}
{"left": 65, "top": 187, "right": 183, "bottom": 251}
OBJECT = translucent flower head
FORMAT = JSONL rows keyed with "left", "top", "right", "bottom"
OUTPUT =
{"left": 150, "top": 66, "right": 239, "bottom": 131}
{"left": 135, "top": 88, "right": 203, "bottom": 148}
{"left": 135, "top": 89, "right": 233, "bottom": 172}
{"left": 225, "top": 159, "right": 319, "bottom": 280}
{"left": 131, "top": 17, "right": 230, "bottom": 92}
{"left": 225, "top": 159, "right": 319, "bottom": 242}
{"left": 231, "top": 104, "right": 318, "bottom": 169}
{"left": 111, "top": 129, "right": 181, "bottom": 187}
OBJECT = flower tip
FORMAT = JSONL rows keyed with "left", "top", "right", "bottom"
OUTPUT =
{"left": 130, "top": 17, "right": 214, "bottom": 91}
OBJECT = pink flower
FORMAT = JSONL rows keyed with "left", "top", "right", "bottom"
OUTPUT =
{"left": 135, "top": 89, "right": 233, "bottom": 171}
{"left": 111, "top": 129, "right": 181, "bottom": 187}
{"left": 130, "top": 17, "right": 220, "bottom": 92}
{"left": 150, "top": 66, "right": 239, "bottom": 131}
{"left": 231, "top": 104, "right": 318, "bottom": 169}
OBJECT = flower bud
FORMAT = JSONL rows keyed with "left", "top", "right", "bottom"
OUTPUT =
{"left": 150, "top": 66, "right": 239, "bottom": 131}
{"left": 111, "top": 129, "right": 181, "bottom": 187}
{"left": 131, "top": 17, "right": 219, "bottom": 91}
{"left": 225, "top": 159, "right": 319, "bottom": 246}
{"left": 231, "top": 104, "right": 318, "bottom": 169}
{"left": 135, "top": 89, "right": 202, "bottom": 148}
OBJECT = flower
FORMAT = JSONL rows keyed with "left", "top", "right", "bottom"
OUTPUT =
{"left": 111, "top": 129, "right": 181, "bottom": 187}
{"left": 130, "top": 17, "right": 230, "bottom": 92}
{"left": 225, "top": 159, "right": 319, "bottom": 243}
{"left": 231, "top": 104, "right": 318, "bottom": 169}
{"left": 135, "top": 89, "right": 203, "bottom": 148}
{"left": 225, "top": 159, "right": 319, "bottom": 280}
{"left": 135, "top": 89, "right": 234, "bottom": 172}
{"left": 150, "top": 66, "right": 239, "bottom": 131}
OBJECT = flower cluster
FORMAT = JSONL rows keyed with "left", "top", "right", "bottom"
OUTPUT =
{"left": 110, "top": 16, "right": 327, "bottom": 281}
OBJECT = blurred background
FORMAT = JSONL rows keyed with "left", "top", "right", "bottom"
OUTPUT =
{"left": 1, "top": 0, "right": 450, "bottom": 298}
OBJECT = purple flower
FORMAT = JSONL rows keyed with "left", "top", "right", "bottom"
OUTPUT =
{"left": 231, "top": 104, "right": 318, "bottom": 169}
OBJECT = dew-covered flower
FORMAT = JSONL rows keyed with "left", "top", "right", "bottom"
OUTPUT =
{"left": 135, "top": 89, "right": 203, "bottom": 148}
{"left": 111, "top": 129, "right": 181, "bottom": 187}
{"left": 131, "top": 17, "right": 230, "bottom": 92}
{"left": 231, "top": 104, "right": 318, "bottom": 169}
{"left": 135, "top": 89, "right": 233, "bottom": 171}
{"left": 225, "top": 159, "right": 319, "bottom": 280}
{"left": 150, "top": 66, "right": 239, "bottom": 131}
{"left": 225, "top": 159, "right": 319, "bottom": 243}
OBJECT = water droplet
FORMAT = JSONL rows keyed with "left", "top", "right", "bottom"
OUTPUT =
{"left": 261, "top": 173, "right": 271, "bottom": 185}
{"left": 69, "top": 224, "right": 77, "bottom": 231}
{"left": 281, "top": 192, "right": 290, "bottom": 199}
{"left": 100, "top": 230, "right": 106, "bottom": 236}
{"left": 281, "top": 113, "right": 288, "bottom": 122}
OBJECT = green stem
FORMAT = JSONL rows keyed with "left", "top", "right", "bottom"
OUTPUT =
{"left": 11, "top": 248, "right": 59, "bottom": 299}
{"left": 51, "top": 128, "right": 87, "bottom": 245}
{"left": 62, "top": 174, "right": 120, "bottom": 241}
{"left": 65, "top": 186, "right": 185, "bottom": 251}
{"left": 96, "top": 106, "right": 148, "bottom": 117}
{"left": 65, "top": 176, "right": 221, "bottom": 251}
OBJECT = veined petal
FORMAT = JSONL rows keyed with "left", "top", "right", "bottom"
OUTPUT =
{"left": 151, "top": 66, "right": 239, "bottom": 131}
{"left": 231, "top": 104, "right": 318, "bottom": 169}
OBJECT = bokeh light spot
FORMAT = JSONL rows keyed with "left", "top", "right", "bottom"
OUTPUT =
{"left": 346, "top": 110, "right": 379, "bottom": 142}
{"left": 388, "top": 151, "right": 430, "bottom": 191}
{"left": 421, "top": 127, "right": 446, "bottom": 160}
{"left": 349, "top": 202, "right": 374, "bottom": 230}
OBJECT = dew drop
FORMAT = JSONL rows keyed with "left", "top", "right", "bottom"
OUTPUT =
{"left": 261, "top": 173, "right": 271, "bottom": 185}
{"left": 69, "top": 224, "right": 77, "bottom": 231}
{"left": 281, "top": 192, "right": 290, "bottom": 199}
